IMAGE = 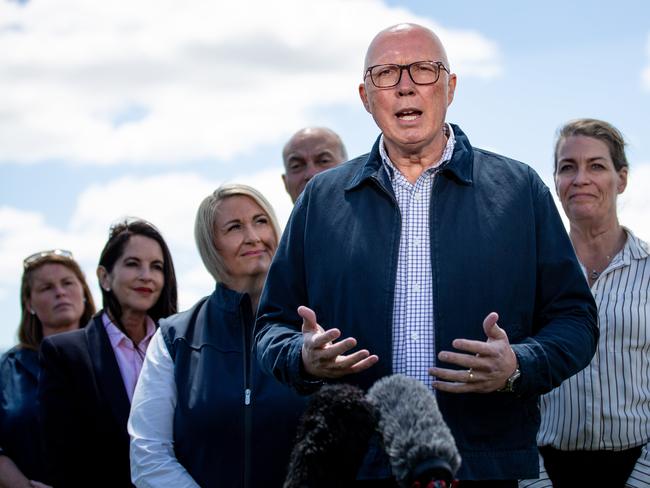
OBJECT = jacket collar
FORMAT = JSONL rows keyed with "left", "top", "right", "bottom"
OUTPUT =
{"left": 211, "top": 281, "right": 250, "bottom": 313}
{"left": 11, "top": 346, "right": 39, "bottom": 380}
{"left": 344, "top": 123, "right": 474, "bottom": 192}
{"left": 182, "top": 283, "right": 252, "bottom": 349}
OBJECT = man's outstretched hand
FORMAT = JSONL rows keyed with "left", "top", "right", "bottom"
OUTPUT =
{"left": 429, "top": 312, "right": 518, "bottom": 393}
{"left": 299, "top": 305, "right": 378, "bottom": 379}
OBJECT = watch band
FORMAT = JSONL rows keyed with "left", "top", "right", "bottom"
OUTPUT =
{"left": 497, "top": 367, "right": 521, "bottom": 393}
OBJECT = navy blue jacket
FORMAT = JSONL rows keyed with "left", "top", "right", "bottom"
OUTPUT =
{"left": 160, "top": 283, "right": 307, "bottom": 488}
{"left": 0, "top": 347, "right": 45, "bottom": 482}
{"left": 255, "top": 125, "right": 598, "bottom": 480}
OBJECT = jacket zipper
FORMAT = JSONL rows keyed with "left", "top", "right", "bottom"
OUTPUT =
{"left": 241, "top": 303, "right": 253, "bottom": 488}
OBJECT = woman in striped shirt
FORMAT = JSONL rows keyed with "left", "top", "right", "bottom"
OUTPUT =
{"left": 532, "top": 119, "right": 650, "bottom": 487}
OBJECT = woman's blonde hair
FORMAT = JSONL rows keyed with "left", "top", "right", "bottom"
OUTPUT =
{"left": 194, "top": 184, "right": 281, "bottom": 282}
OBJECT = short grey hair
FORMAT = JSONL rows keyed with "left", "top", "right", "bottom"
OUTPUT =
{"left": 194, "top": 183, "right": 281, "bottom": 283}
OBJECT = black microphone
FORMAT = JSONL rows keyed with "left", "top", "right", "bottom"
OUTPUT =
{"left": 284, "top": 383, "right": 378, "bottom": 488}
{"left": 366, "top": 374, "right": 461, "bottom": 488}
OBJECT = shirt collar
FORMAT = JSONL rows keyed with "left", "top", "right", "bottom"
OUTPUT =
{"left": 581, "top": 227, "right": 650, "bottom": 279}
{"left": 379, "top": 123, "right": 456, "bottom": 180}
{"left": 622, "top": 226, "right": 650, "bottom": 260}
{"left": 102, "top": 311, "right": 156, "bottom": 348}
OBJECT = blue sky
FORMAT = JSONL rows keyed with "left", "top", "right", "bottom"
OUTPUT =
{"left": 1, "top": 0, "right": 649, "bottom": 349}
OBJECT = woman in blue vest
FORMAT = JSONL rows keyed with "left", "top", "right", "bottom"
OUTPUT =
{"left": 129, "top": 184, "right": 307, "bottom": 488}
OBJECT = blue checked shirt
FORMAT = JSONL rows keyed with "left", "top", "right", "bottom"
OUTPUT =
{"left": 379, "top": 125, "right": 456, "bottom": 387}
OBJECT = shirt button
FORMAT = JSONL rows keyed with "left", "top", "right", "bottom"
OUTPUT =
{"left": 411, "top": 332, "right": 419, "bottom": 341}
{"left": 412, "top": 283, "right": 421, "bottom": 293}
{"left": 413, "top": 238, "right": 422, "bottom": 247}
{"left": 414, "top": 192, "right": 422, "bottom": 202}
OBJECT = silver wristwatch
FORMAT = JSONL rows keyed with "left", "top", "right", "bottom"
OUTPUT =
{"left": 497, "top": 367, "right": 521, "bottom": 393}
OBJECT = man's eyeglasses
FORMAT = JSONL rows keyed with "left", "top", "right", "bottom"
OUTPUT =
{"left": 364, "top": 61, "right": 449, "bottom": 88}
{"left": 23, "top": 249, "right": 74, "bottom": 269}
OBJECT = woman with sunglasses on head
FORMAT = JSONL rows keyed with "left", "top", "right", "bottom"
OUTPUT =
{"left": 128, "top": 184, "right": 306, "bottom": 488}
{"left": 0, "top": 250, "right": 95, "bottom": 488}
{"left": 38, "top": 220, "right": 177, "bottom": 488}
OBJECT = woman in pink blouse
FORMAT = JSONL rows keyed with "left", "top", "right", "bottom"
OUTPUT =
{"left": 38, "top": 219, "right": 178, "bottom": 488}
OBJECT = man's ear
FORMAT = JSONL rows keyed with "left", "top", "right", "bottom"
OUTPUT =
{"left": 359, "top": 83, "right": 371, "bottom": 113}
{"left": 281, "top": 173, "right": 289, "bottom": 193}
{"left": 446, "top": 73, "right": 457, "bottom": 106}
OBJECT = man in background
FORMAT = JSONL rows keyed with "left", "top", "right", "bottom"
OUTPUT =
{"left": 282, "top": 127, "right": 347, "bottom": 203}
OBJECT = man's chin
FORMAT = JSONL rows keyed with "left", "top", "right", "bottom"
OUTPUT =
{"left": 383, "top": 133, "right": 440, "bottom": 155}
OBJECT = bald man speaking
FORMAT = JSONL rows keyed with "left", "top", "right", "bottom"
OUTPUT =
{"left": 256, "top": 24, "right": 597, "bottom": 485}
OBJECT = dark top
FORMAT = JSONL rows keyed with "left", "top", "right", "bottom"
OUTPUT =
{"left": 38, "top": 314, "right": 135, "bottom": 487}
{"left": 161, "top": 283, "right": 308, "bottom": 488}
{"left": 255, "top": 124, "right": 598, "bottom": 480}
{"left": 0, "top": 346, "right": 46, "bottom": 481}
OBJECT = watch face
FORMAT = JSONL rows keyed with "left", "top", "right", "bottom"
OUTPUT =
{"left": 499, "top": 368, "right": 520, "bottom": 392}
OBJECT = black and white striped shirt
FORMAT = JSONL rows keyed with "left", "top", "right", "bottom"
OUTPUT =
{"left": 523, "top": 228, "right": 650, "bottom": 487}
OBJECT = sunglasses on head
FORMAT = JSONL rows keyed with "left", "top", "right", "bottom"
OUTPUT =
{"left": 23, "top": 249, "right": 74, "bottom": 269}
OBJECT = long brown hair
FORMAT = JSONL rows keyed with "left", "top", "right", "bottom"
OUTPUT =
{"left": 18, "top": 254, "right": 96, "bottom": 350}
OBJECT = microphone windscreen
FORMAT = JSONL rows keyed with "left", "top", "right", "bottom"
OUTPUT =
{"left": 284, "top": 383, "right": 377, "bottom": 488}
{"left": 366, "top": 374, "right": 461, "bottom": 487}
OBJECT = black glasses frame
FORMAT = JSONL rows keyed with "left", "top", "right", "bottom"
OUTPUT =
{"left": 364, "top": 61, "right": 449, "bottom": 88}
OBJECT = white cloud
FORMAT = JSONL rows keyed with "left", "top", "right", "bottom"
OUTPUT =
{"left": 619, "top": 162, "right": 650, "bottom": 242}
{"left": 0, "top": 165, "right": 293, "bottom": 349}
{"left": 0, "top": 207, "right": 75, "bottom": 286}
{"left": 0, "top": 0, "right": 501, "bottom": 166}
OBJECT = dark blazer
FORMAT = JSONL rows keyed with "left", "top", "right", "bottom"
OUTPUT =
{"left": 38, "top": 313, "right": 134, "bottom": 488}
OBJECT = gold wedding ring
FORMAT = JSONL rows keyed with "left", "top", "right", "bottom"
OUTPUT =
{"left": 467, "top": 368, "right": 474, "bottom": 382}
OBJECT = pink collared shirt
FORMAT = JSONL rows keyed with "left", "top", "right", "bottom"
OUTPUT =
{"left": 102, "top": 312, "right": 156, "bottom": 403}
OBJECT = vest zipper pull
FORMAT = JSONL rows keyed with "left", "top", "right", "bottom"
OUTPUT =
{"left": 244, "top": 388, "right": 251, "bottom": 405}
